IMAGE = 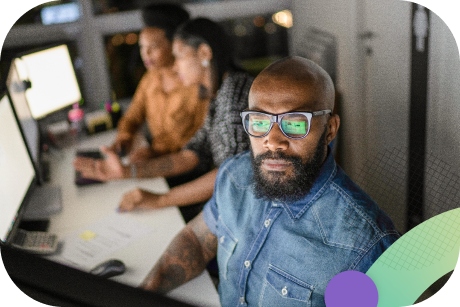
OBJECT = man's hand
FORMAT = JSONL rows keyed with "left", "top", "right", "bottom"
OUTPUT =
{"left": 73, "top": 146, "right": 126, "bottom": 181}
{"left": 118, "top": 188, "right": 165, "bottom": 212}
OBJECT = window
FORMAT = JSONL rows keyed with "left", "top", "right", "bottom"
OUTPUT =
{"left": 13, "top": 1, "right": 80, "bottom": 26}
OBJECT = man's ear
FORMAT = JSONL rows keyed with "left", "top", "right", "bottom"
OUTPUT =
{"left": 326, "top": 114, "right": 340, "bottom": 145}
{"left": 197, "top": 43, "right": 213, "bottom": 63}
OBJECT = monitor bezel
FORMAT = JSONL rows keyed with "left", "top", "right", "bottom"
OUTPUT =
{"left": 5, "top": 61, "right": 44, "bottom": 185}
{"left": 0, "top": 90, "right": 38, "bottom": 245}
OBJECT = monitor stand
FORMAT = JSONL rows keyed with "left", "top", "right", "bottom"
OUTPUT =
{"left": 22, "top": 185, "right": 63, "bottom": 221}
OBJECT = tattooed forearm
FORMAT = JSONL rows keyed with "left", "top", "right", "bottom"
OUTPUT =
{"left": 150, "top": 264, "right": 187, "bottom": 294}
{"left": 190, "top": 213, "right": 218, "bottom": 262}
{"left": 141, "top": 214, "right": 217, "bottom": 294}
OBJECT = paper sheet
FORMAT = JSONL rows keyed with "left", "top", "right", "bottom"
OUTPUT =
{"left": 51, "top": 212, "right": 154, "bottom": 270}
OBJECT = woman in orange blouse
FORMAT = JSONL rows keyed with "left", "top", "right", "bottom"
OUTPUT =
{"left": 74, "top": 18, "right": 253, "bottom": 222}
{"left": 111, "top": 3, "right": 209, "bottom": 162}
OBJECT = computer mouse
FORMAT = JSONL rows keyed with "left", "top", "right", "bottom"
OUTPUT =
{"left": 89, "top": 259, "right": 126, "bottom": 278}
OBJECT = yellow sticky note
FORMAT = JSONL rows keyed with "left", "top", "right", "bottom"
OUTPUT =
{"left": 80, "top": 230, "right": 97, "bottom": 241}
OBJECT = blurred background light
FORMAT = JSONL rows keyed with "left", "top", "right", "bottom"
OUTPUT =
{"left": 272, "top": 9, "right": 293, "bottom": 28}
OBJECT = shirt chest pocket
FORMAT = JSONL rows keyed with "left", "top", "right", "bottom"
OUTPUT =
{"left": 216, "top": 223, "right": 237, "bottom": 280}
{"left": 259, "top": 264, "right": 314, "bottom": 307}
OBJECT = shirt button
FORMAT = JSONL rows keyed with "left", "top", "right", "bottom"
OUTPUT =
{"left": 239, "top": 296, "right": 245, "bottom": 304}
{"left": 264, "top": 219, "right": 271, "bottom": 227}
{"left": 282, "top": 286, "right": 288, "bottom": 296}
{"left": 244, "top": 260, "right": 251, "bottom": 268}
{"left": 219, "top": 236, "right": 225, "bottom": 243}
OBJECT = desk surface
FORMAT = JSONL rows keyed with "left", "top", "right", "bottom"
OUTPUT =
{"left": 44, "top": 130, "right": 220, "bottom": 307}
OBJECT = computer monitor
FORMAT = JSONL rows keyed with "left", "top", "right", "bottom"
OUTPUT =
{"left": 13, "top": 44, "right": 82, "bottom": 119}
{"left": 6, "top": 60, "right": 41, "bottom": 182}
{"left": 0, "top": 92, "right": 36, "bottom": 244}
{"left": 5, "top": 63, "right": 64, "bottom": 220}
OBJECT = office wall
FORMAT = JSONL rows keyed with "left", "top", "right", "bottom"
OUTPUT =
{"left": 425, "top": 12, "right": 460, "bottom": 219}
{"left": 291, "top": 0, "right": 366, "bottom": 178}
{"left": 291, "top": 0, "right": 410, "bottom": 232}
{"left": 291, "top": 0, "right": 460, "bottom": 232}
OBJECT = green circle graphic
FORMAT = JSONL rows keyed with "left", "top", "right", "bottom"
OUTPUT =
{"left": 366, "top": 208, "right": 460, "bottom": 306}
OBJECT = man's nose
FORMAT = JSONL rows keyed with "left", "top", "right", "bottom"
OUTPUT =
{"left": 264, "top": 123, "right": 289, "bottom": 151}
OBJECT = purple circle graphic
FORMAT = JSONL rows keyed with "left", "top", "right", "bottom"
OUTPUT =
{"left": 324, "top": 270, "right": 378, "bottom": 307}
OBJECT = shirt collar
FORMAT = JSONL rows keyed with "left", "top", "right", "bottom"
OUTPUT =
{"left": 273, "top": 146, "right": 337, "bottom": 220}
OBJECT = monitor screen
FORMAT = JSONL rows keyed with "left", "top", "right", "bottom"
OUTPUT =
{"left": 14, "top": 44, "right": 82, "bottom": 119}
{"left": 0, "top": 92, "right": 36, "bottom": 243}
{"left": 6, "top": 61, "right": 41, "bottom": 175}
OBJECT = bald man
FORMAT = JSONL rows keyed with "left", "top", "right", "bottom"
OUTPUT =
{"left": 141, "top": 56, "right": 399, "bottom": 307}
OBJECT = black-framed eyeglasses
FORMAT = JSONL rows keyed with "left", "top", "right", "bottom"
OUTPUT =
{"left": 240, "top": 110, "right": 332, "bottom": 139}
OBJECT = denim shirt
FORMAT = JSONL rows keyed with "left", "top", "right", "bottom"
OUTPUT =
{"left": 203, "top": 149, "right": 400, "bottom": 307}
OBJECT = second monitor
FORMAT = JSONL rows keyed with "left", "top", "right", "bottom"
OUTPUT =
{"left": 12, "top": 44, "right": 82, "bottom": 120}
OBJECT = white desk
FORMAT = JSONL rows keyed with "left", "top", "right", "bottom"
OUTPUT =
{"left": 44, "top": 130, "right": 220, "bottom": 307}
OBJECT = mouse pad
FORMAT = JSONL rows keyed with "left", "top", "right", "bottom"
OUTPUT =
{"left": 75, "top": 150, "right": 105, "bottom": 186}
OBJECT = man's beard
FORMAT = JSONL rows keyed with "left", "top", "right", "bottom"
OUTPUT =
{"left": 251, "top": 129, "right": 327, "bottom": 203}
